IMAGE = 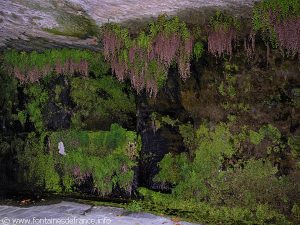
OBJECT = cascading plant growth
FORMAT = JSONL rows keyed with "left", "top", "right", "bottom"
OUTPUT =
{"left": 253, "top": 0, "right": 300, "bottom": 59}
{"left": 3, "top": 49, "right": 104, "bottom": 83}
{"left": 208, "top": 11, "right": 240, "bottom": 57}
{"left": 101, "top": 15, "right": 196, "bottom": 97}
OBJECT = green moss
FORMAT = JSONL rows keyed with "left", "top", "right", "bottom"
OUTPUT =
{"left": 44, "top": 14, "right": 98, "bottom": 39}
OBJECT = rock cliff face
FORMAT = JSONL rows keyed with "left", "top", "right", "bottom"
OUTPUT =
{"left": 0, "top": 0, "right": 256, "bottom": 50}
{"left": 0, "top": 3, "right": 300, "bottom": 224}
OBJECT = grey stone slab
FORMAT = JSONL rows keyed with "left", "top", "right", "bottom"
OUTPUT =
{"left": 88, "top": 206, "right": 125, "bottom": 216}
{"left": 12, "top": 210, "right": 42, "bottom": 219}
{"left": 0, "top": 206, "right": 13, "bottom": 213}
{"left": 65, "top": 207, "right": 86, "bottom": 215}
{"left": 127, "top": 212, "right": 158, "bottom": 219}
{"left": 0, "top": 206, "right": 8, "bottom": 211}
{"left": 0, "top": 208, "right": 29, "bottom": 218}
{"left": 0, "top": 201, "right": 200, "bottom": 225}
{"left": 0, "top": 207, "right": 18, "bottom": 217}
{"left": 47, "top": 205, "right": 73, "bottom": 213}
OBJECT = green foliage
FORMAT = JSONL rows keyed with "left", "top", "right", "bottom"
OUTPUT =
{"left": 218, "top": 74, "right": 237, "bottom": 98}
{"left": 249, "top": 124, "right": 281, "bottom": 145}
{"left": 253, "top": 0, "right": 300, "bottom": 47}
{"left": 125, "top": 200, "right": 143, "bottom": 213}
{"left": 18, "top": 132, "right": 62, "bottom": 192}
{"left": 54, "top": 85, "right": 63, "bottom": 102}
{"left": 21, "top": 84, "right": 49, "bottom": 133}
{"left": 70, "top": 75, "right": 135, "bottom": 129}
{"left": 161, "top": 115, "right": 179, "bottom": 127}
{"left": 0, "top": 67, "right": 18, "bottom": 119}
{"left": 3, "top": 49, "right": 108, "bottom": 79}
{"left": 179, "top": 123, "right": 197, "bottom": 152}
{"left": 154, "top": 122, "right": 294, "bottom": 223}
{"left": 193, "top": 42, "right": 204, "bottom": 61}
{"left": 148, "top": 15, "right": 191, "bottom": 39}
{"left": 17, "top": 111, "right": 27, "bottom": 127}
{"left": 292, "top": 204, "right": 300, "bottom": 219}
{"left": 249, "top": 130, "right": 265, "bottom": 145}
{"left": 154, "top": 153, "right": 189, "bottom": 185}
{"left": 210, "top": 10, "right": 240, "bottom": 31}
{"left": 156, "top": 123, "right": 235, "bottom": 200}
{"left": 208, "top": 159, "right": 285, "bottom": 208}
{"left": 138, "top": 188, "right": 289, "bottom": 225}
{"left": 289, "top": 134, "right": 300, "bottom": 156}
{"left": 20, "top": 124, "right": 139, "bottom": 195}
{"left": 51, "top": 124, "right": 139, "bottom": 194}
{"left": 102, "top": 15, "right": 196, "bottom": 96}
{"left": 224, "top": 62, "right": 239, "bottom": 73}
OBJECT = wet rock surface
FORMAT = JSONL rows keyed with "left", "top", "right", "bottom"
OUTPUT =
{"left": 0, "top": 0, "right": 256, "bottom": 50}
{"left": 0, "top": 201, "right": 199, "bottom": 225}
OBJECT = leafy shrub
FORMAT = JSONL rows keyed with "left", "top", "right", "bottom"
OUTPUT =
{"left": 154, "top": 122, "right": 295, "bottom": 223}
{"left": 179, "top": 123, "right": 197, "bottom": 153}
{"left": 209, "top": 159, "right": 288, "bottom": 210}
{"left": 138, "top": 188, "right": 289, "bottom": 225}
{"left": 155, "top": 123, "right": 235, "bottom": 200}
